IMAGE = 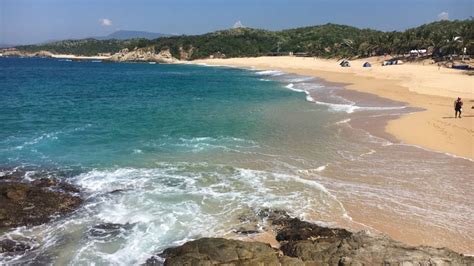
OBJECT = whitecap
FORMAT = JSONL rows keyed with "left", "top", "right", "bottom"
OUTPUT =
{"left": 14, "top": 132, "right": 60, "bottom": 150}
{"left": 313, "top": 101, "right": 359, "bottom": 113}
{"left": 1, "top": 163, "right": 349, "bottom": 265}
{"left": 335, "top": 118, "right": 351, "bottom": 125}
{"left": 13, "top": 124, "right": 91, "bottom": 150}
{"left": 286, "top": 83, "right": 305, "bottom": 93}
{"left": 315, "top": 165, "right": 327, "bottom": 172}
{"left": 360, "top": 149, "right": 377, "bottom": 157}
{"left": 283, "top": 83, "right": 316, "bottom": 103}
{"left": 255, "top": 70, "right": 284, "bottom": 76}
{"left": 283, "top": 77, "right": 315, "bottom": 83}
{"left": 305, "top": 93, "right": 315, "bottom": 102}
{"left": 313, "top": 101, "right": 406, "bottom": 114}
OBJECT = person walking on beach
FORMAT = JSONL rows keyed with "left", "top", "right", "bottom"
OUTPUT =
{"left": 454, "top": 97, "right": 463, "bottom": 118}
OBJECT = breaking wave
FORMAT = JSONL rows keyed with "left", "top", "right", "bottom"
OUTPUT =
{"left": 0, "top": 163, "right": 348, "bottom": 264}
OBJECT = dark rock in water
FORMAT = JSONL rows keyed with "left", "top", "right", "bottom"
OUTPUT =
{"left": 0, "top": 179, "right": 82, "bottom": 228}
{"left": 232, "top": 208, "right": 290, "bottom": 236}
{"left": 150, "top": 210, "right": 474, "bottom": 266}
{"left": 87, "top": 223, "right": 135, "bottom": 239}
{"left": 156, "top": 238, "right": 281, "bottom": 266}
{"left": 274, "top": 214, "right": 474, "bottom": 265}
{"left": 280, "top": 229, "right": 474, "bottom": 265}
{"left": 233, "top": 228, "right": 260, "bottom": 235}
{"left": 257, "top": 208, "right": 291, "bottom": 222}
{"left": 32, "top": 177, "right": 80, "bottom": 193}
{"left": 108, "top": 188, "right": 132, "bottom": 194}
{"left": 145, "top": 255, "right": 163, "bottom": 266}
{"left": 276, "top": 218, "right": 351, "bottom": 242}
{"left": 233, "top": 210, "right": 261, "bottom": 235}
{"left": 0, "top": 239, "right": 32, "bottom": 255}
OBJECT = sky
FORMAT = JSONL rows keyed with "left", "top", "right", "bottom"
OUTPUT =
{"left": 1, "top": 0, "right": 473, "bottom": 45}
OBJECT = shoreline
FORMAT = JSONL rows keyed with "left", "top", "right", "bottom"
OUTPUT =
{"left": 191, "top": 56, "right": 474, "bottom": 160}
{"left": 150, "top": 210, "right": 474, "bottom": 265}
{"left": 51, "top": 54, "right": 111, "bottom": 60}
{"left": 189, "top": 57, "right": 474, "bottom": 253}
{"left": 1, "top": 57, "right": 473, "bottom": 262}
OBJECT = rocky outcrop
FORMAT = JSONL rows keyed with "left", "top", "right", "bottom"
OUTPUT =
{"left": 107, "top": 47, "right": 178, "bottom": 63}
{"left": 148, "top": 238, "right": 281, "bottom": 266}
{"left": 276, "top": 218, "right": 471, "bottom": 265}
{"left": 0, "top": 239, "right": 32, "bottom": 257}
{"left": 87, "top": 223, "right": 135, "bottom": 240}
{"left": 1, "top": 47, "right": 178, "bottom": 63}
{"left": 150, "top": 210, "right": 474, "bottom": 266}
{"left": 0, "top": 175, "right": 82, "bottom": 228}
{"left": 0, "top": 49, "right": 53, "bottom": 58}
{"left": 179, "top": 46, "right": 194, "bottom": 60}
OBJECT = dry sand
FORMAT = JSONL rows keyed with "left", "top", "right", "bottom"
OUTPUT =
{"left": 193, "top": 56, "right": 474, "bottom": 160}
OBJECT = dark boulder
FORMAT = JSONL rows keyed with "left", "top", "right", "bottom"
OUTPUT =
{"left": 156, "top": 238, "right": 281, "bottom": 266}
{"left": 149, "top": 210, "right": 474, "bottom": 266}
{"left": 272, "top": 213, "right": 473, "bottom": 265}
{"left": 87, "top": 223, "right": 135, "bottom": 239}
{"left": 0, "top": 238, "right": 32, "bottom": 255}
{"left": 276, "top": 218, "right": 351, "bottom": 242}
{"left": 279, "top": 230, "right": 474, "bottom": 265}
{"left": 0, "top": 180, "right": 82, "bottom": 228}
{"left": 32, "top": 177, "right": 80, "bottom": 193}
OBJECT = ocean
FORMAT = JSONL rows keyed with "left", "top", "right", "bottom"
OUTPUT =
{"left": 1, "top": 58, "right": 472, "bottom": 264}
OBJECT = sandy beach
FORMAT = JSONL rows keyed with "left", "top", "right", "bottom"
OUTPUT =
{"left": 191, "top": 56, "right": 474, "bottom": 253}
{"left": 193, "top": 56, "right": 474, "bottom": 160}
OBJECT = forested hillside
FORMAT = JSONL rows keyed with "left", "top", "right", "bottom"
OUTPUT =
{"left": 16, "top": 20, "right": 474, "bottom": 59}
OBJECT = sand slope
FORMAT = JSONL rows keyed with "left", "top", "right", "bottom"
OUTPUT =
{"left": 193, "top": 56, "right": 474, "bottom": 159}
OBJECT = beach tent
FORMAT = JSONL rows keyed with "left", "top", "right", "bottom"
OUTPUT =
{"left": 340, "top": 60, "right": 350, "bottom": 67}
{"left": 452, "top": 64, "right": 469, "bottom": 70}
{"left": 382, "top": 60, "right": 403, "bottom": 66}
{"left": 363, "top": 62, "right": 371, "bottom": 67}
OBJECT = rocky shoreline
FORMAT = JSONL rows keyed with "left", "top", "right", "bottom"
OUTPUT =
{"left": 1, "top": 170, "right": 473, "bottom": 265}
{"left": 0, "top": 168, "right": 82, "bottom": 257}
{"left": 148, "top": 209, "right": 473, "bottom": 265}
{"left": 0, "top": 47, "right": 178, "bottom": 63}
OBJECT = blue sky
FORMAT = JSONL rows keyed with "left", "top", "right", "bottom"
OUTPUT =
{"left": 1, "top": 0, "right": 472, "bottom": 44}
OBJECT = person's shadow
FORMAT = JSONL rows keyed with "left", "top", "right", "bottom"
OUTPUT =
{"left": 442, "top": 115, "right": 474, "bottom": 119}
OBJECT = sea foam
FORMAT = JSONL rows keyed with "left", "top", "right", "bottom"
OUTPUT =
{"left": 255, "top": 70, "right": 285, "bottom": 76}
{"left": 0, "top": 163, "right": 348, "bottom": 265}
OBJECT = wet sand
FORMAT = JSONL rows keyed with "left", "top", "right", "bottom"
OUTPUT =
{"left": 187, "top": 61, "right": 474, "bottom": 254}
{"left": 304, "top": 79, "right": 473, "bottom": 254}
{"left": 192, "top": 56, "right": 474, "bottom": 160}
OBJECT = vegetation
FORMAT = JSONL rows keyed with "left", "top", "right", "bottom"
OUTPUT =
{"left": 17, "top": 39, "right": 148, "bottom": 56}
{"left": 16, "top": 19, "right": 474, "bottom": 59}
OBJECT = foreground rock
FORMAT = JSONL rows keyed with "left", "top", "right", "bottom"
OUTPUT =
{"left": 149, "top": 210, "right": 473, "bottom": 265}
{"left": 276, "top": 218, "right": 471, "bottom": 265}
{"left": 0, "top": 177, "right": 82, "bottom": 228}
{"left": 0, "top": 239, "right": 33, "bottom": 257}
{"left": 147, "top": 238, "right": 281, "bottom": 266}
{"left": 87, "top": 222, "right": 135, "bottom": 240}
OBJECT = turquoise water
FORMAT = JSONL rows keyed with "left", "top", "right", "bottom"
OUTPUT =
{"left": 1, "top": 58, "right": 473, "bottom": 263}
{"left": 0, "top": 58, "right": 349, "bottom": 264}
{"left": 1, "top": 58, "right": 305, "bottom": 168}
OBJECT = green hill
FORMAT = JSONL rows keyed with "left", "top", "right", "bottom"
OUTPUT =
{"left": 15, "top": 20, "right": 474, "bottom": 59}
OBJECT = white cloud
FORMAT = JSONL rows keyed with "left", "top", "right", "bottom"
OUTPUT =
{"left": 233, "top": 20, "right": 245, "bottom": 29}
{"left": 99, "top": 18, "right": 113, "bottom": 26}
{"left": 437, "top": 11, "right": 449, "bottom": 21}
